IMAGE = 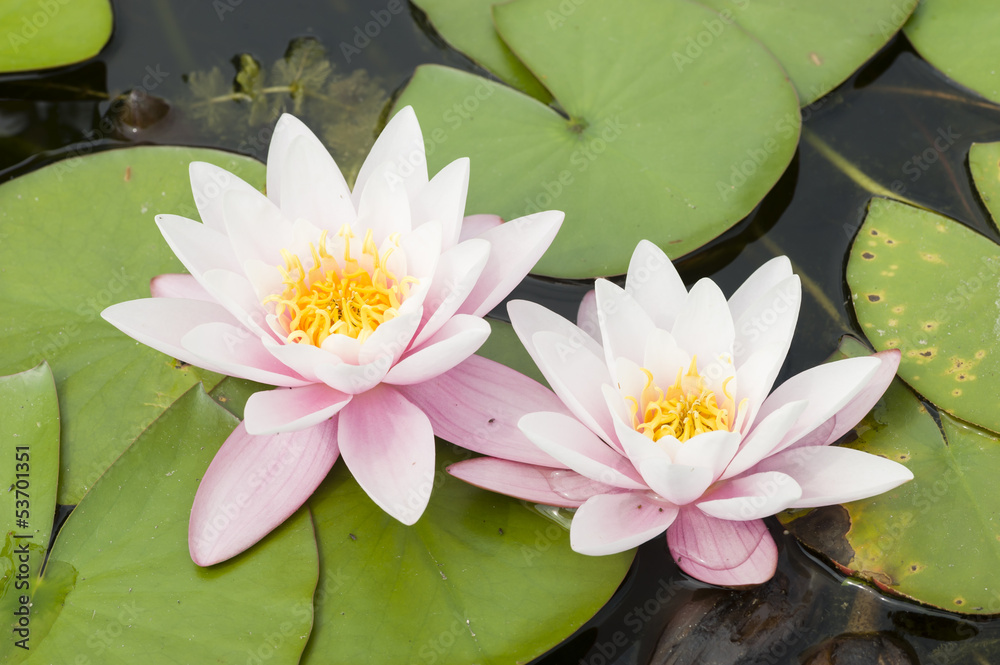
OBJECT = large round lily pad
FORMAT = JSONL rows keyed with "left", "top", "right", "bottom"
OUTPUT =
{"left": 302, "top": 441, "right": 633, "bottom": 664}
{"left": 411, "top": 0, "right": 550, "bottom": 102}
{"left": 395, "top": 0, "right": 800, "bottom": 278}
{"left": 847, "top": 197, "right": 1000, "bottom": 434}
{"left": 780, "top": 338, "right": 1000, "bottom": 615}
{"left": 0, "top": 147, "right": 265, "bottom": 504}
{"left": 11, "top": 386, "right": 318, "bottom": 664}
{"left": 905, "top": 0, "right": 1000, "bottom": 105}
{"left": 699, "top": 0, "right": 915, "bottom": 105}
{"left": 0, "top": 0, "right": 113, "bottom": 73}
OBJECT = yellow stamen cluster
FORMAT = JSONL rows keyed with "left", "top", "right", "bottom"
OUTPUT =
{"left": 627, "top": 357, "right": 734, "bottom": 443}
{"left": 264, "top": 225, "right": 415, "bottom": 346}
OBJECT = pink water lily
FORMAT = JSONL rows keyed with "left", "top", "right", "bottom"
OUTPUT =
{"left": 102, "top": 107, "right": 562, "bottom": 566}
{"left": 447, "top": 240, "right": 912, "bottom": 586}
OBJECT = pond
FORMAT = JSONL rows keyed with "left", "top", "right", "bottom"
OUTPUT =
{"left": 2, "top": 1, "right": 1000, "bottom": 663}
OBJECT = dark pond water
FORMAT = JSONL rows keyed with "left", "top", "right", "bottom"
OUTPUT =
{"left": 4, "top": 1, "right": 1000, "bottom": 663}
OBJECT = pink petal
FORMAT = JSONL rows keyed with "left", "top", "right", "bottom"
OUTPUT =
{"left": 384, "top": 315, "right": 489, "bottom": 385}
{"left": 181, "top": 321, "right": 311, "bottom": 387}
{"left": 266, "top": 114, "right": 351, "bottom": 210}
{"left": 189, "top": 419, "right": 339, "bottom": 566}
{"left": 519, "top": 412, "right": 645, "bottom": 489}
{"left": 447, "top": 458, "right": 591, "bottom": 508}
{"left": 722, "top": 400, "right": 807, "bottom": 480}
{"left": 397, "top": 354, "right": 566, "bottom": 467}
{"left": 412, "top": 239, "right": 490, "bottom": 347}
{"left": 624, "top": 240, "right": 688, "bottom": 331}
{"left": 727, "top": 255, "right": 793, "bottom": 322}
{"left": 576, "top": 289, "right": 601, "bottom": 343}
{"left": 222, "top": 189, "right": 294, "bottom": 268}
{"left": 595, "top": 279, "right": 655, "bottom": 371}
{"left": 571, "top": 492, "right": 678, "bottom": 555}
{"left": 670, "top": 278, "right": 735, "bottom": 368}
{"left": 352, "top": 106, "right": 428, "bottom": 207}
{"left": 638, "top": 458, "right": 713, "bottom": 505}
{"left": 788, "top": 349, "right": 900, "bottom": 449}
{"left": 673, "top": 430, "right": 742, "bottom": 480}
{"left": 189, "top": 161, "right": 265, "bottom": 233}
{"left": 243, "top": 384, "right": 352, "bottom": 435}
{"left": 696, "top": 471, "right": 801, "bottom": 520}
{"left": 754, "top": 356, "right": 881, "bottom": 455}
{"left": 731, "top": 274, "right": 800, "bottom": 365}
{"left": 150, "top": 273, "right": 213, "bottom": 301}
{"left": 531, "top": 330, "right": 622, "bottom": 449}
{"left": 458, "top": 213, "right": 502, "bottom": 243}
{"left": 278, "top": 134, "right": 357, "bottom": 231}
{"left": 353, "top": 161, "right": 413, "bottom": 243}
{"left": 457, "top": 209, "right": 564, "bottom": 317}
{"left": 667, "top": 509, "right": 777, "bottom": 586}
{"left": 752, "top": 444, "right": 913, "bottom": 507}
{"left": 102, "top": 298, "right": 244, "bottom": 376}
{"left": 338, "top": 385, "right": 436, "bottom": 524}
{"left": 508, "top": 299, "right": 604, "bottom": 363}
{"left": 411, "top": 157, "right": 469, "bottom": 248}
{"left": 155, "top": 213, "right": 242, "bottom": 277}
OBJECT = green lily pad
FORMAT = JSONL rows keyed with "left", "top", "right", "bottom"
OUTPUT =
{"left": 395, "top": 0, "right": 800, "bottom": 278}
{"left": 969, "top": 141, "right": 1000, "bottom": 230}
{"left": 0, "top": 147, "right": 265, "bottom": 504}
{"left": 0, "top": 363, "right": 59, "bottom": 657}
{"left": 0, "top": 0, "right": 113, "bottom": 73}
{"left": 699, "top": 0, "right": 915, "bottom": 105}
{"left": 780, "top": 339, "right": 1000, "bottom": 615}
{"left": 411, "top": 0, "right": 551, "bottom": 102}
{"left": 302, "top": 441, "right": 633, "bottom": 664}
{"left": 847, "top": 197, "right": 1000, "bottom": 434}
{"left": 15, "top": 386, "right": 318, "bottom": 664}
{"left": 905, "top": 0, "right": 1000, "bottom": 105}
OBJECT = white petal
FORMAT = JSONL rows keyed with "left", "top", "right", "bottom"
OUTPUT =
{"left": 189, "top": 161, "right": 264, "bottom": 233}
{"left": 696, "top": 471, "right": 801, "bottom": 520}
{"left": 731, "top": 274, "right": 800, "bottom": 366}
{"left": 278, "top": 134, "right": 356, "bottom": 230}
{"left": 384, "top": 315, "right": 489, "bottom": 385}
{"left": 624, "top": 240, "right": 688, "bottom": 330}
{"left": 412, "top": 239, "right": 490, "bottom": 347}
{"left": 352, "top": 106, "right": 427, "bottom": 207}
{"left": 411, "top": 157, "right": 469, "bottom": 249}
{"left": 595, "top": 279, "right": 655, "bottom": 372}
{"left": 671, "top": 278, "right": 735, "bottom": 370}
{"left": 354, "top": 161, "right": 413, "bottom": 243}
{"left": 722, "top": 400, "right": 808, "bottom": 480}
{"left": 728, "top": 255, "right": 793, "bottom": 323}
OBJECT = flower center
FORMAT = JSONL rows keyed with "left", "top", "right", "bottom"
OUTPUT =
{"left": 627, "top": 357, "right": 733, "bottom": 443}
{"left": 264, "top": 225, "right": 415, "bottom": 346}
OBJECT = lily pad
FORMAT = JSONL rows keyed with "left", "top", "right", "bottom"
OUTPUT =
{"left": 699, "top": 0, "right": 916, "bottom": 105}
{"left": 847, "top": 197, "right": 1000, "bottom": 434}
{"left": 781, "top": 339, "right": 1000, "bottom": 615}
{"left": 411, "top": 0, "right": 551, "bottom": 102}
{"left": 0, "top": 363, "right": 59, "bottom": 657}
{"left": 16, "top": 386, "right": 318, "bottom": 664}
{"left": 969, "top": 141, "right": 1000, "bottom": 229}
{"left": 302, "top": 441, "right": 633, "bottom": 664}
{"left": 0, "top": 147, "right": 265, "bottom": 504}
{"left": 904, "top": 0, "right": 1000, "bottom": 105}
{"left": 0, "top": 0, "right": 113, "bottom": 73}
{"left": 395, "top": 0, "right": 800, "bottom": 278}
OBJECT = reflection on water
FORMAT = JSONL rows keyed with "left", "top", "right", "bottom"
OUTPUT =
{"left": 4, "top": 1, "right": 1000, "bottom": 663}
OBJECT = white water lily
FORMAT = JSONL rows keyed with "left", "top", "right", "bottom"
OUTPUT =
{"left": 102, "top": 107, "right": 562, "bottom": 565}
{"left": 448, "top": 240, "right": 912, "bottom": 586}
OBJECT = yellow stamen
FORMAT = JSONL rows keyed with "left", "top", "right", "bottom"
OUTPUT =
{"left": 263, "top": 225, "right": 417, "bottom": 346}
{"left": 626, "top": 357, "right": 734, "bottom": 443}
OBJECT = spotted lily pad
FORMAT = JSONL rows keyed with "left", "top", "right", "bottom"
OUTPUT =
{"left": 302, "top": 441, "right": 633, "bottom": 664}
{"left": 698, "top": 0, "right": 915, "bottom": 105}
{"left": 780, "top": 337, "right": 1000, "bottom": 615}
{"left": 0, "top": 0, "right": 113, "bottom": 73}
{"left": 395, "top": 0, "right": 800, "bottom": 278}
{"left": 847, "top": 197, "right": 1000, "bottom": 434}
{"left": 905, "top": 0, "right": 1000, "bottom": 105}
{"left": 11, "top": 386, "right": 317, "bottom": 664}
{"left": 0, "top": 147, "right": 265, "bottom": 504}
{"left": 411, "top": 0, "right": 550, "bottom": 102}
{"left": 0, "top": 363, "right": 59, "bottom": 660}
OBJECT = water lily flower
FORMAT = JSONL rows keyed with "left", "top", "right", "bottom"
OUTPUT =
{"left": 102, "top": 107, "right": 562, "bottom": 566}
{"left": 447, "top": 241, "right": 912, "bottom": 586}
